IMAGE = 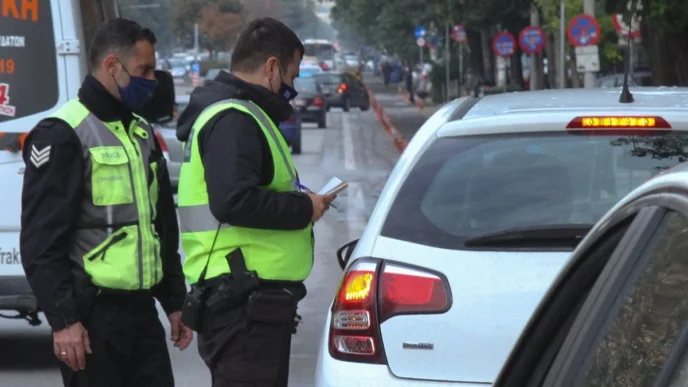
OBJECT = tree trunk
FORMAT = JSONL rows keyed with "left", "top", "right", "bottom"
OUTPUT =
{"left": 481, "top": 29, "right": 494, "bottom": 84}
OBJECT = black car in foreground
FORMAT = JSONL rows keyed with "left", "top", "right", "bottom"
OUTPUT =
{"left": 314, "top": 72, "right": 369, "bottom": 112}
{"left": 293, "top": 77, "right": 328, "bottom": 128}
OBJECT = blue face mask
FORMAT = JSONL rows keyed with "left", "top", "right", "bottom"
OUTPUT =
{"left": 275, "top": 63, "right": 298, "bottom": 101}
{"left": 115, "top": 59, "right": 157, "bottom": 110}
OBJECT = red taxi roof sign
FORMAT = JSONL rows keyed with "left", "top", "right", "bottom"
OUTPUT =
{"left": 566, "top": 116, "right": 672, "bottom": 129}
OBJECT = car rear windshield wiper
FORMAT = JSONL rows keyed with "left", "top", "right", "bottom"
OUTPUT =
{"left": 463, "top": 224, "right": 594, "bottom": 248}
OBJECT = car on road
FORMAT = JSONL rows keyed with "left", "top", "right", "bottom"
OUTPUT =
{"left": 493, "top": 161, "right": 688, "bottom": 387}
{"left": 314, "top": 87, "right": 688, "bottom": 386}
{"left": 314, "top": 72, "right": 369, "bottom": 112}
{"left": 279, "top": 107, "right": 303, "bottom": 154}
{"left": 293, "top": 77, "right": 328, "bottom": 128}
{"left": 155, "top": 95, "right": 190, "bottom": 191}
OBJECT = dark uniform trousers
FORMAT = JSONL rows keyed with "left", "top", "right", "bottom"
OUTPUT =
{"left": 198, "top": 293, "right": 297, "bottom": 387}
{"left": 60, "top": 292, "right": 175, "bottom": 387}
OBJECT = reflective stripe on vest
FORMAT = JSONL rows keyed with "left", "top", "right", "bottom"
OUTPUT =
{"left": 48, "top": 99, "right": 163, "bottom": 290}
{"left": 178, "top": 98, "right": 313, "bottom": 283}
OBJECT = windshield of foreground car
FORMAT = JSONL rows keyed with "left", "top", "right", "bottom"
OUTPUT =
{"left": 381, "top": 131, "right": 688, "bottom": 250}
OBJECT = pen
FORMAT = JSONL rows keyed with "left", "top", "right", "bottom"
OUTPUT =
{"left": 296, "top": 182, "right": 338, "bottom": 209}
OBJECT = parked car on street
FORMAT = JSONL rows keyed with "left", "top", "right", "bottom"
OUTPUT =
{"left": 314, "top": 72, "right": 370, "bottom": 112}
{"left": 293, "top": 77, "right": 328, "bottom": 128}
{"left": 155, "top": 94, "right": 189, "bottom": 191}
{"left": 279, "top": 107, "right": 303, "bottom": 154}
{"left": 315, "top": 87, "right": 688, "bottom": 386}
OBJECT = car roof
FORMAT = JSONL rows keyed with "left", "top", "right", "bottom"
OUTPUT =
{"left": 464, "top": 87, "right": 688, "bottom": 118}
{"left": 435, "top": 88, "right": 688, "bottom": 138}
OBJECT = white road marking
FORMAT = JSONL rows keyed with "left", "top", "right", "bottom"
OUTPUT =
{"left": 342, "top": 112, "right": 356, "bottom": 171}
{"left": 341, "top": 113, "right": 367, "bottom": 240}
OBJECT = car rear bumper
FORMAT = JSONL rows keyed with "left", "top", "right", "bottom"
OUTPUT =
{"left": 0, "top": 276, "right": 38, "bottom": 313}
{"left": 279, "top": 125, "right": 301, "bottom": 143}
{"left": 326, "top": 95, "right": 345, "bottom": 107}
{"left": 315, "top": 310, "right": 486, "bottom": 387}
{"left": 298, "top": 107, "right": 325, "bottom": 122}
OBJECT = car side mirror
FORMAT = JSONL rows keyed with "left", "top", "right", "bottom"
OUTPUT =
{"left": 336, "top": 239, "right": 359, "bottom": 270}
{"left": 137, "top": 70, "right": 176, "bottom": 125}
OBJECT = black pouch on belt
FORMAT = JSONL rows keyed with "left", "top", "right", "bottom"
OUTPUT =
{"left": 181, "top": 284, "right": 209, "bottom": 332}
{"left": 246, "top": 289, "right": 297, "bottom": 325}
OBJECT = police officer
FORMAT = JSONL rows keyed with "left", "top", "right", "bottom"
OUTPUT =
{"left": 176, "top": 18, "right": 333, "bottom": 386}
{"left": 20, "top": 19, "right": 192, "bottom": 387}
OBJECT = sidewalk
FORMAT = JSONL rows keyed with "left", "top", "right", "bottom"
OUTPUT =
{"left": 364, "top": 76, "right": 439, "bottom": 152}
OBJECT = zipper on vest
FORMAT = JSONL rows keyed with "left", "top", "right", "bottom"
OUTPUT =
{"left": 87, "top": 232, "right": 128, "bottom": 261}
{"left": 129, "top": 119, "right": 154, "bottom": 290}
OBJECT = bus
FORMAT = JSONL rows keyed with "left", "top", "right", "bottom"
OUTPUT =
{"left": 303, "top": 39, "right": 337, "bottom": 71}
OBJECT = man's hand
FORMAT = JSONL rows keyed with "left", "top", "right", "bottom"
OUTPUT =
{"left": 53, "top": 322, "right": 92, "bottom": 371}
{"left": 307, "top": 193, "right": 334, "bottom": 222}
{"left": 168, "top": 311, "right": 193, "bottom": 350}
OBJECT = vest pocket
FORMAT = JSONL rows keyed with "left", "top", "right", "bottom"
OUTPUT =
{"left": 83, "top": 225, "right": 140, "bottom": 289}
{"left": 90, "top": 146, "right": 134, "bottom": 206}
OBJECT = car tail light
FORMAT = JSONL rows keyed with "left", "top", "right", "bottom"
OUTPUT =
{"left": 313, "top": 96, "right": 324, "bottom": 106}
{"left": 566, "top": 116, "right": 671, "bottom": 135}
{"left": 328, "top": 260, "right": 450, "bottom": 364}
{"left": 154, "top": 131, "right": 169, "bottom": 152}
{"left": 337, "top": 83, "right": 348, "bottom": 93}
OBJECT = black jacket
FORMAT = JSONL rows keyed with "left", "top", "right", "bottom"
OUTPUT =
{"left": 176, "top": 72, "right": 313, "bottom": 232}
{"left": 20, "top": 75, "right": 186, "bottom": 331}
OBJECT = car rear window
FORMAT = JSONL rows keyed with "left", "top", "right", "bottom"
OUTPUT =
{"left": 294, "top": 78, "right": 318, "bottom": 94}
{"left": 0, "top": 2, "right": 59, "bottom": 123}
{"left": 315, "top": 74, "right": 342, "bottom": 84}
{"left": 381, "top": 132, "right": 688, "bottom": 250}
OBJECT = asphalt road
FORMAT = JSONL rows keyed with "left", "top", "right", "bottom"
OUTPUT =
{"left": 0, "top": 83, "right": 405, "bottom": 386}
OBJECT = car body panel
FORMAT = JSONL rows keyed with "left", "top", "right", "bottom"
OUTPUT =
{"left": 373, "top": 237, "right": 568, "bottom": 382}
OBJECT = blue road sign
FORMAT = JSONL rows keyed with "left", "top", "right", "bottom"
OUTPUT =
{"left": 414, "top": 26, "right": 426, "bottom": 39}
{"left": 567, "top": 14, "right": 601, "bottom": 47}
{"left": 428, "top": 35, "right": 438, "bottom": 47}
{"left": 191, "top": 61, "right": 201, "bottom": 73}
{"left": 519, "top": 26, "right": 546, "bottom": 54}
{"left": 492, "top": 32, "right": 516, "bottom": 57}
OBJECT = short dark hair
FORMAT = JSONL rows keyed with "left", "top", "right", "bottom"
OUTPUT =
{"left": 230, "top": 18, "right": 304, "bottom": 73}
{"left": 88, "top": 18, "right": 157, "bottom": 68}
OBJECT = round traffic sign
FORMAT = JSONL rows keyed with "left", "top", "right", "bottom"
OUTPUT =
{"left": 416, "top": 37, "right": 426, "bottom": 47}
{"left": 611, "top": 14, "right": 642, "bottom": 37}
{"left": 518, "top": 26, "right": 546, "bottom": 54}
{"left": 414, "top": 26, "right": 426, "bottom": 39}
{"left": 492, "top": 32, "right": 516, "bottom": 57}
{"left": 451, "top": 24, "right": 467, "bottom": 43}
{"left": 567, "top": 14, "right": 601, "bottom": 47}
{"left": 191, "top": 61, "right": 201, "bottom": 73}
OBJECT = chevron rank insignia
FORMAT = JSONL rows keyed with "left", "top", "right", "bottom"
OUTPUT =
{"left": 30, "top": 144, "right": 51, "bottom": 169}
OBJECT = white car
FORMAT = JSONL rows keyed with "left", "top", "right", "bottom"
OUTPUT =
{"left": 315, "top": 87, "right": 688, "bottom": 386}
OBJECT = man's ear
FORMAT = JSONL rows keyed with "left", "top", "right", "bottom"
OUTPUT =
{"left": 102, "top": 54, "right": 119, "bottom": 76}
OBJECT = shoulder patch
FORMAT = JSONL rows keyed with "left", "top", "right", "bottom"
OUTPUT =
{"left": 29, "top": 143, "right": 52, "bottom": 169}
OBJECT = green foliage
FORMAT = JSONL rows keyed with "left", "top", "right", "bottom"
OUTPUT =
{"left": 172, "top": 0, "right": 243, "bottom": 49}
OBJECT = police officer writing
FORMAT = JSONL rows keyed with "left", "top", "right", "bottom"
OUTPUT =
{"left": 176, "top": 18, "right": 332, "bottom": 386}
{"left": 20, "top": 19, "right": 191, "bottom": 387}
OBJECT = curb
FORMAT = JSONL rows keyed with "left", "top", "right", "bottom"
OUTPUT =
{"left": 367, "top": 89, "right": 409, "bottom": 153}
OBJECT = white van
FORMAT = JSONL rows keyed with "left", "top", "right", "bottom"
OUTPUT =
{"left": 0, "top": 0, "right": 173, "bottom": 326}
